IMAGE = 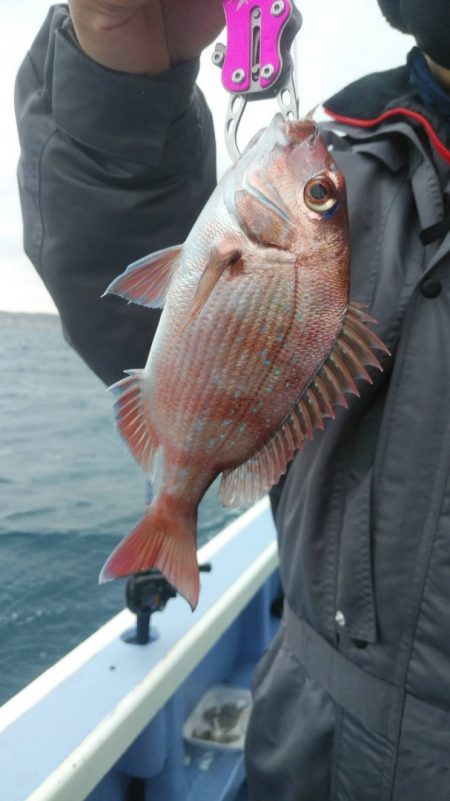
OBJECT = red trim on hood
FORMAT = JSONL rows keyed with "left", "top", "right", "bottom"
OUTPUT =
{"left": 323, "top": 105, "right": 450, "bottom": 165}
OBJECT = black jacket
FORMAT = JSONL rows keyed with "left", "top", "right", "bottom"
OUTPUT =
{"left": 247, "top": 63, "right": 450, "bottom": 801}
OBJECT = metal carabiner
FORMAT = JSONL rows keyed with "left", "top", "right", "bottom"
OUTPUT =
{"left": 213, "top": 0, "right": 302, "bottom": 161}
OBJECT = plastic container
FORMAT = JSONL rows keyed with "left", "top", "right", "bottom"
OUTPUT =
{"left": 183, "top": 685, "right": 252, "bottom": 750}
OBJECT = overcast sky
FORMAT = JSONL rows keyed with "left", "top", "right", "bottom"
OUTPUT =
{"left": 1, "top": 0, "right": 413, "bottom": 313}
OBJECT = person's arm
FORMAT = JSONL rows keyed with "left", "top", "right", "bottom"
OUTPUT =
{"left": 14, "top": 3, "right": 223, "bottom": 386}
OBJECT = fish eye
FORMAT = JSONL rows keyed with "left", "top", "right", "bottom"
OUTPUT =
{"left": 304, "top": 175, "right": 338, "bottom": 213}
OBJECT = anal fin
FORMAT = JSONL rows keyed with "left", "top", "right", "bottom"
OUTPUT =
{"left": 108, "top": 370, "right": 157, "bottom": 477}
{"left": 219, "top": 301, "right": 390, "bottom": 507}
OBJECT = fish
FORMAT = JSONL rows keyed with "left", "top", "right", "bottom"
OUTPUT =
{"left": 100, "top": 114, "right": 389, "bottom": 610}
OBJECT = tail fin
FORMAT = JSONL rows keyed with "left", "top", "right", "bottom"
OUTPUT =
{"left": 99, "top": 505, "right": 199, "bottom": 610}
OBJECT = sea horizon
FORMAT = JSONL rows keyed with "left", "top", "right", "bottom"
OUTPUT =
{"left": 1, "top": 256, "right": 58, "bottom": 316}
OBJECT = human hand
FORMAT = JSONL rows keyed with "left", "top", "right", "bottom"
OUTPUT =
{"left": 68, "top": 0, "right": 225, "bottom": 75}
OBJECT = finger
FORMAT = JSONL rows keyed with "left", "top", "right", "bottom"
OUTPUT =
{"left": 68, "top": 0, "right": 170, "bottom": 74}
{"left": 161, "top": 0, "right": 225, "bottom": 62}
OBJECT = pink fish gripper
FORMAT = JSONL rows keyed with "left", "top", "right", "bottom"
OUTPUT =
{"left": 212, "top": 0, "right": 302, "bottom": 161}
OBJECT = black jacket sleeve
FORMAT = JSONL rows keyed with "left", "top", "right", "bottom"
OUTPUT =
{"left": 14, "top": 4, "right": 217, "bottom": 385}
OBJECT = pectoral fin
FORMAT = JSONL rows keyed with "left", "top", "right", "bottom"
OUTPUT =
{"left": 180, "top": 247, "right": 244, "bottom": 331}
{"left": 103, "top": 244, "right": 182, "bottom": 307}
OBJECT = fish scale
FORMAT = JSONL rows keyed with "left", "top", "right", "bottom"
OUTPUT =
{"left": 156, "top": 260, "right": 294, "bottom": 462}
{"left": 189, "top": 268, "right": 293, "bottom": 457}
{"left": 100, "top": 115, "right": 389, "bottom": 609}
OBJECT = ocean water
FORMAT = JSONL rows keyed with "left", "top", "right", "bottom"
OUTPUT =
{"left": 0, "top": 312, "right": 241, "bottom": 705}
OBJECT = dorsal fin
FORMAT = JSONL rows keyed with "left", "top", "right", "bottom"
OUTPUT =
{"left": 103, "top": 244, "right": 182, "bottom": 307}
{"left": 219, "top": 302, "right": 390, "bottom": 507}
{"left": 108, "top": 370, "right": 158, "bottom": 478}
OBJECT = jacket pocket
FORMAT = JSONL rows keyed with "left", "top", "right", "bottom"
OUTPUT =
{"left": 335, "top": 388, "right": 387, "bottom": 643}
{"left": 391, "top": 692, "right": 450, "bottom": 800}
{"left": 246, "top": 628, "right": 336, "bottom": 801}
{"left": 335, "top": 467, "right": 377, "bottom": 642}
{"left": 391, "top": 748, "right": 450, "bottom": 801}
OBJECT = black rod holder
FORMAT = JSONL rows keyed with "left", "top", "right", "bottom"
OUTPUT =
{"left": 124, "top": 563, "right": 212, "bottom": 645}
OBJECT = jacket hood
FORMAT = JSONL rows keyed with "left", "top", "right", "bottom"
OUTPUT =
{"left": 324, "top": 62, "right": 450, "bottom": 166}
{"left": 377, "top": 0, "right": 450, "bottom": 68}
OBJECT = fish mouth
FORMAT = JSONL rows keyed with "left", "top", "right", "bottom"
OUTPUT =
{"left": 248, "top": 115, "right": 318, "bottom": 158}
{"left": 285, "top": 118, "right": 318, "bottom": 145}
{"left": 265, "top": 113, "right": 317, "bottom": 148}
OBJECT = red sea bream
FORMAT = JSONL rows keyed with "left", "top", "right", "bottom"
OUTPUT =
{"left": 100, "top": 114, "right": 389, "bottom": 609}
